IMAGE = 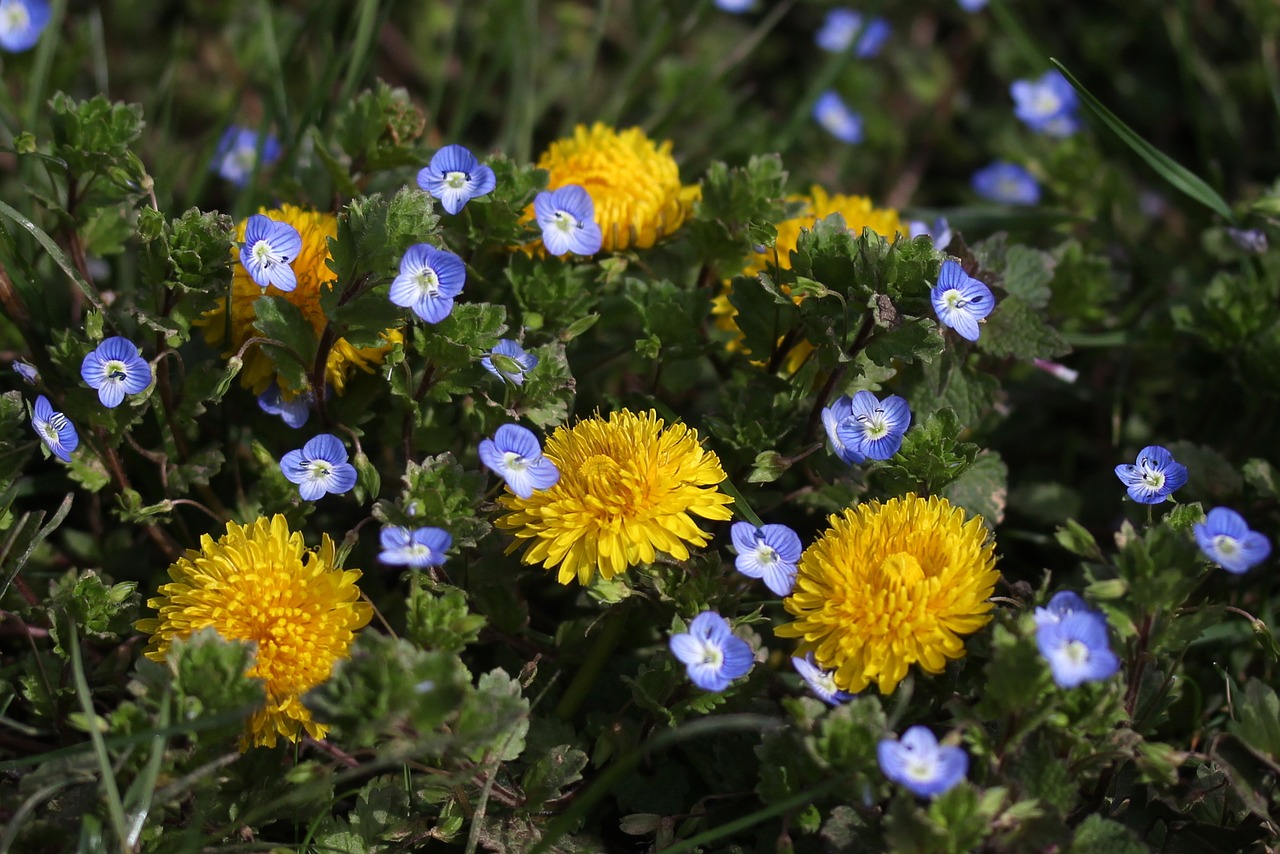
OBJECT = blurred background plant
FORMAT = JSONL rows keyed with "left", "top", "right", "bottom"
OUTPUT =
{"left": 1, "top": 0, "right": 1279, "bottom": 851}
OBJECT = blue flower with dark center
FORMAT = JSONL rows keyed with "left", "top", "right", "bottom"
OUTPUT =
{"left": 31, "top": 395, "right": 77, "bottom": 462}
{"left": 813, "top": 91, "right": 863, "bottom": 144}
{"left": 792, "top": 654, "right": 853, "bottom": 705}
{"left": 478, "top": 424, "right": 560, "bottom": 499}
{"left": 280, "top": 434, "right": 357, "bottom": 501}
{"left": 821, "top": 395, "right": 866, "bottom": 465}
{"left": 80, "top": 336, "right": 151, "bottom": 408}
{"left": 972, "top": 161, "right": 1041, "bottom": 205}
{"left": 878, "top": 726, "right": 968, "bottom": 798}
{"left": 239, "top": 215, "right": 302, "bottom": 292}
{"left": 1033, "top": 590, "right": 1093, "bottom": 628}
{"left": 931, "top": 260, "right": 995, "bottom": 342}
{"left": 731, "top": 521, "right": 802, "bottom": 596}
{"left": 417, "top": 144, "right": 497, "bottom": 215}
{"left": 257, "top": 380, "right": 312, "bottom": 428}
{"left": 815, "top": 9, "right": 891, "bottom": 57}
{"left": 908, "top": 217, "right": 952, "bottom": 250}
{"left": 1114, "top": 445, "right": 1187, "bottom": 504}
{"left": 482, "top": 339, "right": 539, "bottom": 386}
{"left": 390, "top": 243, "right": 467, "bottom": 323}
{"left": 0, "top": 0, "right": 50, "bottom": 52}
{"left": 379, "top": 525, "right": 452, "bottom": 568}
{"left": 669, "top": 611, "right": 754, "bottom": 692}
{"left": 1194, "top": 507, "right": 1272, "bottom": 574}
{"left": 212, "top": 127, "right": 281, "bottom": 187}
{"left": 534, "top": 185, "right": 603, "bottom": 257}
{"left": 837, "top": 390, "right": 911, "bottom": 461}
{"left": 1036, "top": 610, "right": 1120, "bottom": 688}
{"left": 13, "top": 360, "right": 37, "bottom": 384}
{"left": 1011, "top": 70, "right": 1080, "bottom": 137}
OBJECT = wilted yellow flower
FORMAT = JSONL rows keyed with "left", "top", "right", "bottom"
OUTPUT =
{"left": 711, "top": 187, "right": 902, "bottom": 368}
{"left": 136, "top": 516, "right": 372, "bottom": 749}
{"left": 494, "top": 410, "right": 734, "bottom": 585}
{"left": 536, "top": 123, "right": 700, "bottom": 252}
{"left": 198, "top": 205, "right": 401, "bottom": 398}
{"left": 776, "top": 495, "right": 999, "bottom": 695}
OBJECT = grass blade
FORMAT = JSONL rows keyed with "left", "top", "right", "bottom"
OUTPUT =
{"left": 66, "top": 617, "right": 130, "bottom": 851}
{"left": 1050, "top": 58, "right": 1234, "bottom": 222}
{"left": 0, "top": 200, "right": 110, "bottom": 317}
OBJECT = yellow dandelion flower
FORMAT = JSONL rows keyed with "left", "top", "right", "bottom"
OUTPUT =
{"left": 535, "top": 123, "right": 701, "bottom": 252}
{"left": 775, "top": 495, "right": 999, "bottom": 695}
{"left": 494, "top": 409, "right": 734, "bottom": 586}
{"left": 197, "top": 204, "right": 402, "bottom": 397}
{"left": 136, "top": 515, "right": 372, "bottom": 749}
{"left": 711, "top": 186, "right": 903, "bottom": 369}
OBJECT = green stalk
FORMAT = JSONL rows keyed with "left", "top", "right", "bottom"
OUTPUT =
{"left": 553, "top": 607, "right": 628, "bottom": 721}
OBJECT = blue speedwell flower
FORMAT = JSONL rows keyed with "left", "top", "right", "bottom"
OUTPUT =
{"left": 714, "top": 0, "right": 753, "bottom": 11}
{"left": 815, "top": 9, "right": 890, "bottom": 58}
{"left": 13, "top": 360, "right": 37, "bottom": 384}
{"left": 1036, "top": 610, "right": 1120, "bottom": 688}
{"left": 1011, "top": 70, "right": 1080, "bottom": 137}
{"left": 478, "top": 424, "right": 560, "bottom": 499}
{"left": 0, "top": 0, "right": 50, "bottom": 52}
{"left": 1194, "top": 507, "right": 1272, "bottom": 574}
{"left": 212, "top": 126, "right": 281, "bottom": 187}
{"left": 972, "top": 161, "right": 1041, "bottom": 205}
{"left": 731, "top": 521, "right": 802, "bottom": 596}
{"left": 1033, "top": 590, "right": 1093, "bottom": 628}
{"left": 792, "top": 654, "right": 853, "bottom": 705}
{"left": 390, "top": 243, "right": 467, "bottom": 324}
{"left": 822, "top": 395, "right": 865, "bottom": 465}
{"left": 417, "top": 144, "right": 497, "bottom": 215}
{"left": 81, "top": 337, "right": 150, "bottom": 408}
{"left": 280, "top": 434, "right": 357, "bottom": 501}
{"left": 958, "top": 0, "right": 987, "bottom": 9}
{"left": 257, "top": 381, "right": 311, "bottom": 428}
{"left": 839, "top": 390, "right": 911, "bottom": 460}
{"left": 669, "top": 611, "right": 754, "bottom": 692}
{"left": 379, "top": 525, "right": 452, "bottom": 568}
{"left": 931, "top": 260, "right": 995, "bottom": 342}
{"left": 482, "top": 339, "right": 539, "bottom": 386}
{"left": 1114, "top": 445, "right": 1187, "bottom": 504}
{"left": 813, "top": 91, "right": 863, "bottom": 144}
{"left": 31, "top": 395, "right": 78, "bottom": 462}
{"left": 239, "top": 214, "right": 302, "bottom": 292}
{"left": 534, "top": 185, "right": 603, "bottom": 257}
{"left": 908, "top": 217, "right": 952, "bottom": 251}
{"left": 878, "top": 726, "right": 968, "bottom": 798}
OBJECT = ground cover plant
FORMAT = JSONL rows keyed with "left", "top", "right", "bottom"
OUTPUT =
{"left": 1, "top": 0, "right": 1279, "bottom": 851}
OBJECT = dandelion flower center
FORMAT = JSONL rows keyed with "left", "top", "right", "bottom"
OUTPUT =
{"left": 776, "top": 495, "right": 999, "bottom": 695}
{"left": 494, "top": 410, "right": 734, "bottom": 586}
{"left": 136, "top": 515, "right": 372, "bottom": 749}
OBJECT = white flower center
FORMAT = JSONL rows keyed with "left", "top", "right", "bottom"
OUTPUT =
{"left": 415, "top": 268, "right": 440, "bottom": 297}
{"left": 251, "top": 239, "right": 281, "bottom": 267}
{"left": 307, "top": 460, "right": 332, "bottom": 479}
{"left": 699, "top": 642, "right": 724, "bottom": 668}
{"left": 943, "top": 288, "right": 969, "bottom": 310}
{"left": 503, "top": 452, "right": 529, "bottom": 472}
{"left": 1062, "top": 640, "right": 1090, "bottom": 666}
{"left": 1030, "top": 89, "right": 1062, "bottom": 116}
{"left": 905, "top": 756, "right": 936, "bottom": 782}
{"left": 38, "top": 421, "right": 59, "bottom": 445}
{"left": 857, "top": 408, "right": 890, "bottom": 440}
{"left": 444, "top": 171, "right": 468, "bottom": 189}
{"left": 755, "top": 544, "right": 778, "bottom": 565}
{"left": 1213, "top": 535, "right": 1239, "bottom": 557}
{"left": 3, "top": 4, "right": 29, "bottom": 31}
{"left": 1140, "top": 469, "right": 1165, "bottom": 490}
{"left": 404, "top": 543, "right": 433, "bottom": 560}
{"left": 104, "top": 359, "right": 128, "bottom": 382}
{"left": 552, "top": 211, "right": 580, "bottom": 233}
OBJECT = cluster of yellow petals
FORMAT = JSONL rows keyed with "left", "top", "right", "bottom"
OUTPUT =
{"left": 776, "top": 495, "right": 999, "bottom": 695}
{"left": 536, "top": 123, "right": 701, "bottom": 252}
{"left": 136, "top": 516, "right": 372, "bottom": 749}
{"left": 494, "top": 410, "right": 734, "bottom": 586}
{"left": 711, "top": 186, "right": 903, "bottom": 369}
{"left": 197, "top": 205, "right": 401, "bottom": 398}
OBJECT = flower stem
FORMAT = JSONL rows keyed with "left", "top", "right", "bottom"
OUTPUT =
{"left": 554, "top": 607, "right": 629, "bottom": 721}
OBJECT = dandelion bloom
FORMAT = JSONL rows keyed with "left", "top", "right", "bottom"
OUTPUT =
{"left": 494, "top": 410, "right": 734, "bottom": 585}
{"left": 534, "top": 123, "right": 700, "bottom": 252}
{"left": 711, "top": 186, "right": 901, "bottom": 367}
{"left": 136, "top": 516, "right": 372, "bottom": 748}
{"left": 776, "top": 495, "right": 999, "bottom": 694}
{"left": 197, "top": 205, "right": 402, "bottom": 398}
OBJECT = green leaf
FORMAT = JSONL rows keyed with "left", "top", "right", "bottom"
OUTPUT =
{"left": 1067, "top": 815, "right": 1147, "bottom": 854}
{"left": 999, "top": 245, "right": 1055, "bottom": 308}
{"left": 941, "top": 451, "right": 1008, "bottom": 525}
{"left": 252, "top": 295, "right": 318, "bottom": 395}
{"left": 978, "top": 295, "right": 1070, "bottom": 360}
{"left": 1229, "top": 679, "right": 1280, "bottom": 761}
{"left": 521, "top": 745, "right": 589, "bottom": 811}
{"left": 405, "top": 586, "right": 486, "bottom": 654}
{"left": 1051, "top": 60, "right": 1234, "bottom": 222}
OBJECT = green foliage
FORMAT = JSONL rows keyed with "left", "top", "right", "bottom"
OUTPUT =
{"left": 405, "top": 585, "right": 487, "bottom": 654}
